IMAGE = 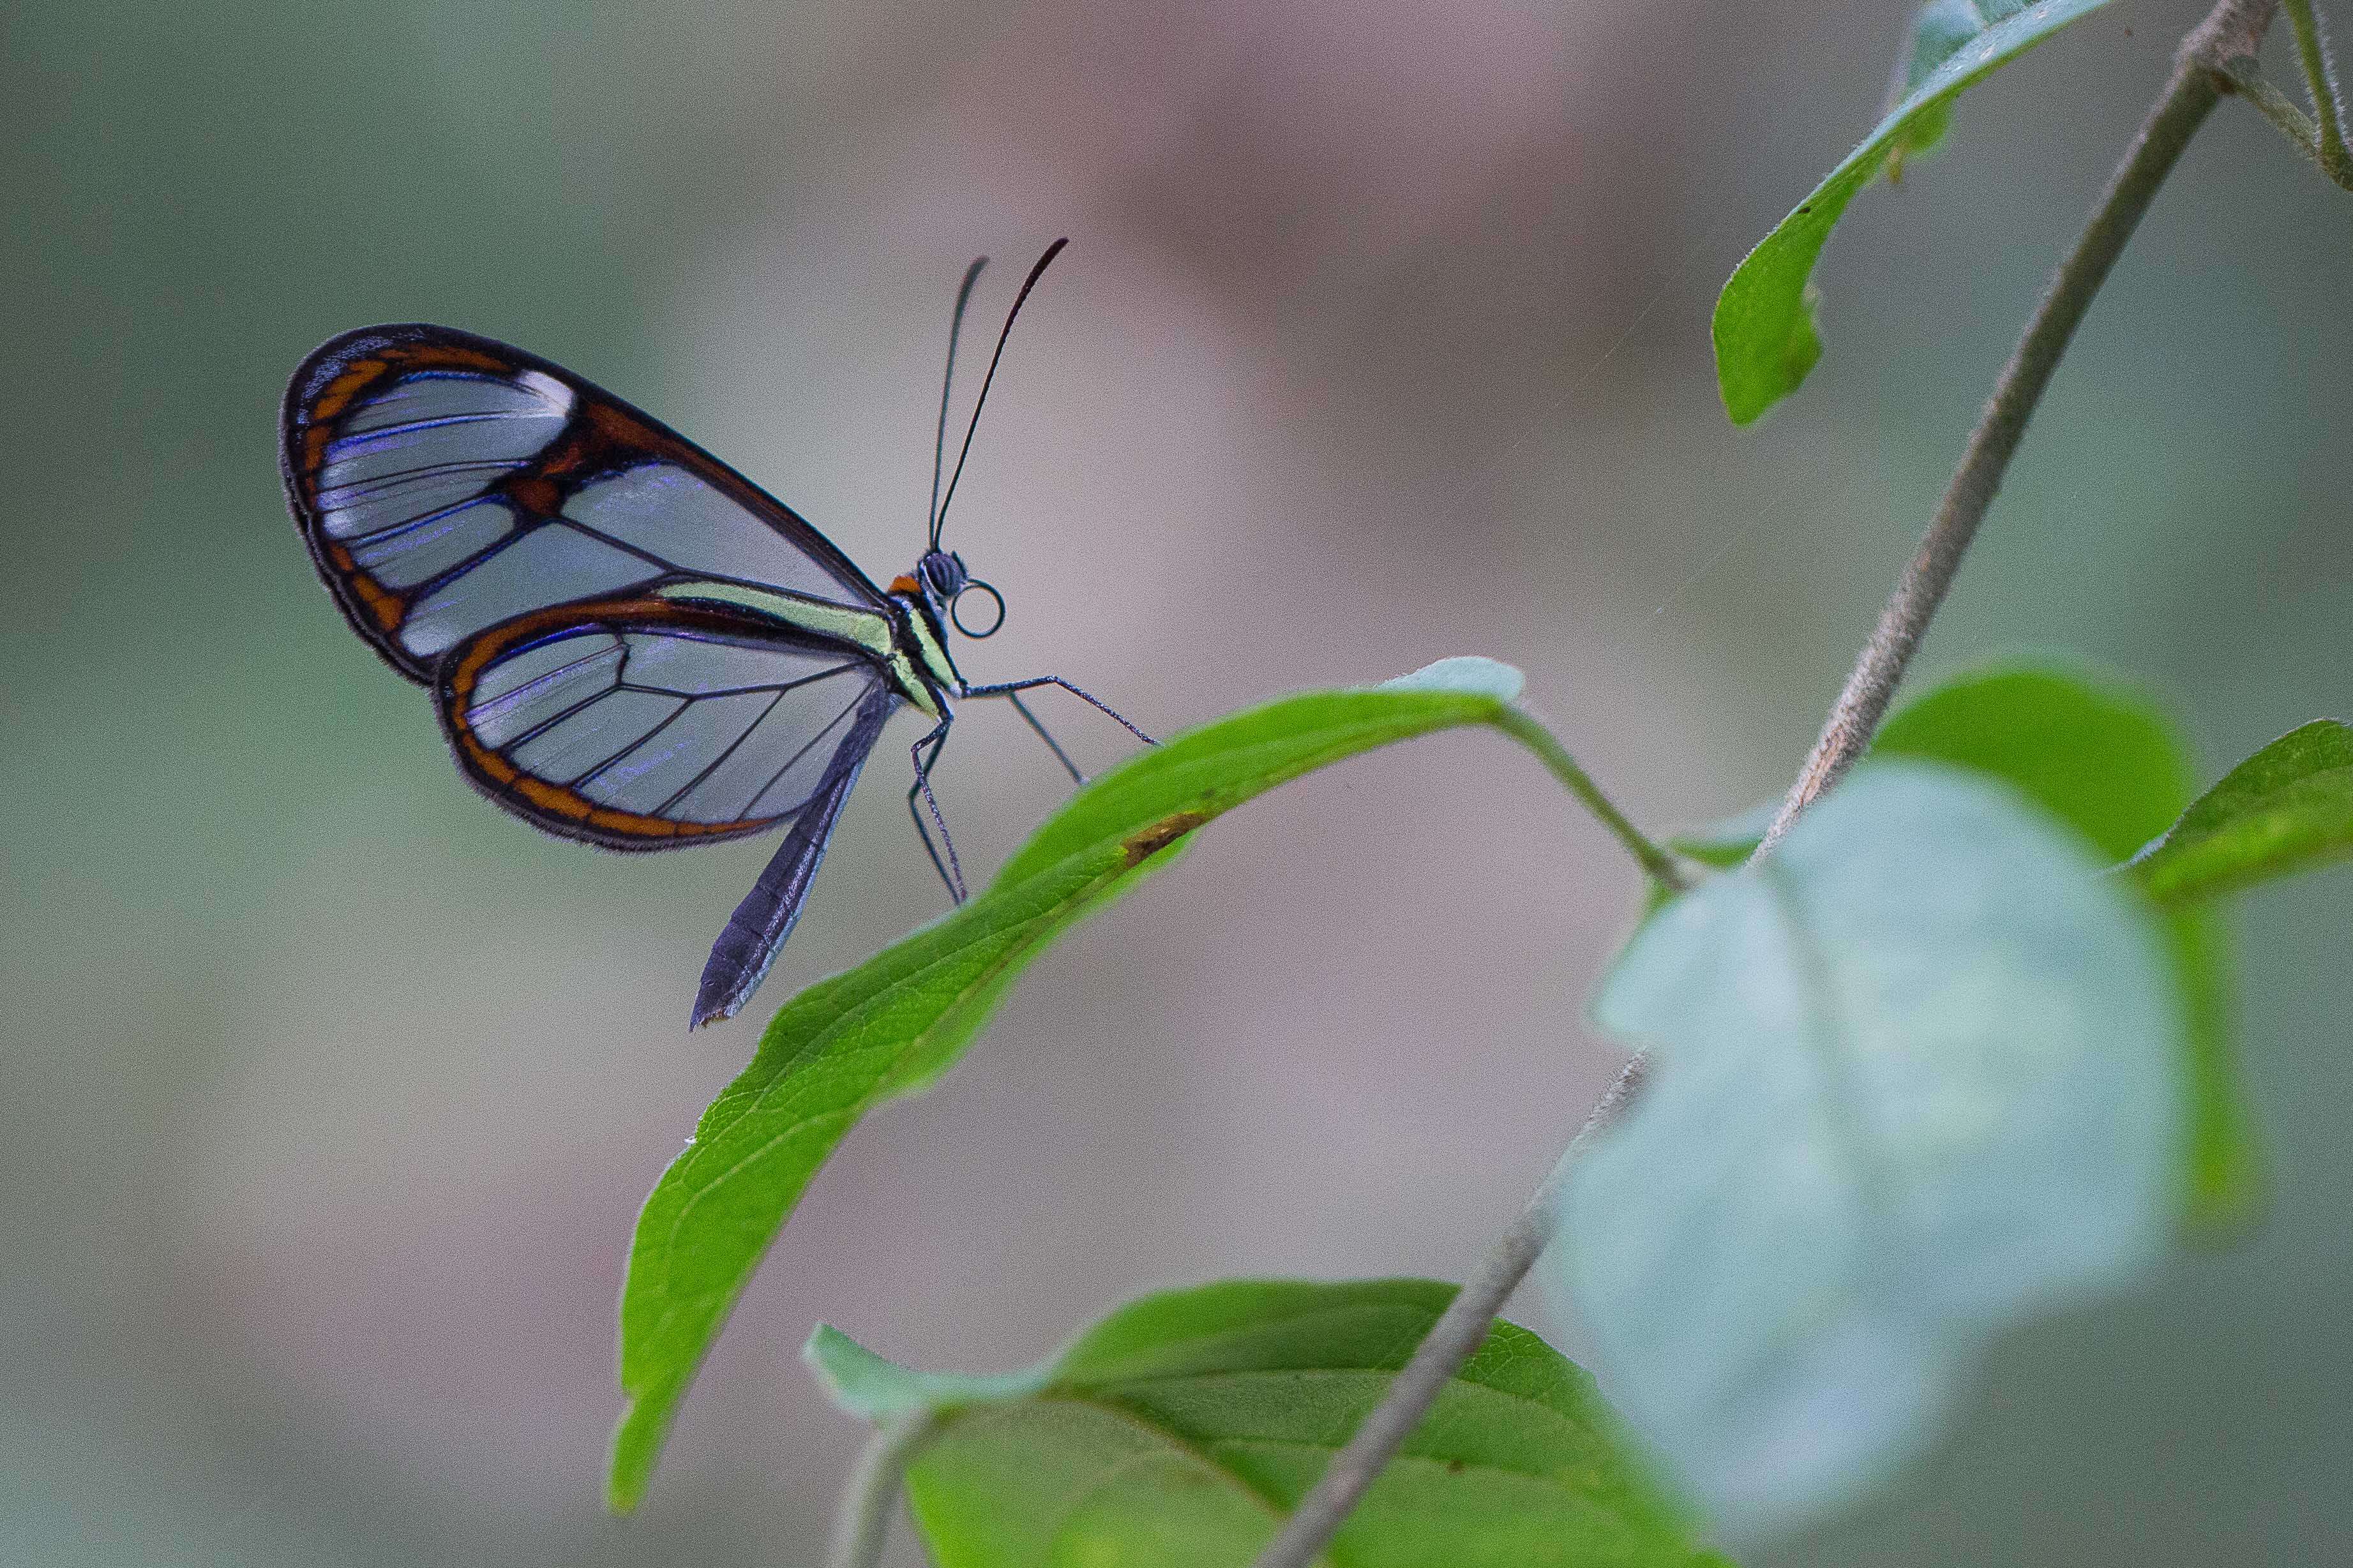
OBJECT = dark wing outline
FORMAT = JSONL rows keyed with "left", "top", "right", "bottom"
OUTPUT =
{"left": 435, "top": 595, "right": 901, "bottom": 851}
{"left": 280, "top": 322, "right": 891, "bottom": 685}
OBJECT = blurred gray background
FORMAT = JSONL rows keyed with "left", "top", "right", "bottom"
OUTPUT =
{"left": 6, "top": 0, "right": 2349, "bottom": 1562}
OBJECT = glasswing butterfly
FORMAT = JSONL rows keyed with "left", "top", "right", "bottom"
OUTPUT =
{"left": 281, "top": 241, "right": 1148, "bottom": 1027}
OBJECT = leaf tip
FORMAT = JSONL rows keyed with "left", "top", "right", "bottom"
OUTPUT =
{"left": 605, "top": 1405, "right": 659, "bottom": 1516}
{"left": 803, "top": 1322, "right": 879, "bottom": 1412}
{"left": 1380, "top": 655, "right": 1525, "bottom": 702}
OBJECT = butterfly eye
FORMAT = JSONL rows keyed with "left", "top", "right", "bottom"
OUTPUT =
{"left": 917, "top": 550, "right": 968, "bottom": 601}
{"left": 950, "top": 578, "right": 1005, "bottom": 638}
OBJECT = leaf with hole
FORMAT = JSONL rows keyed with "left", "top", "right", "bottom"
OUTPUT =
{"left": 1712, "top": 0, "right": 2116, "bottom": 424}
{"left": 609, "top": 657, "right": 1660, "bottom": 1511}
{"left": 1558, "top": 764, "right": 2183, "bottom": 1535}
{"left": 808, "top": 1278, "right": 1727, "bottom": 1568}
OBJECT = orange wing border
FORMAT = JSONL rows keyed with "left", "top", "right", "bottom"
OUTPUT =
{"left": 434, "top": 596, "right": 896, "bottom": 851}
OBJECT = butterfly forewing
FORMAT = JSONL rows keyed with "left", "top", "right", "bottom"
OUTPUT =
{"left": 437, "top": 599, "right": 898, "bottom": 849}
{"left": 282, "top": 324, "right": 891, "bottom": 682}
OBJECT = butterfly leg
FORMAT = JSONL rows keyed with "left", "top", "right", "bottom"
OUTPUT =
{"left": 907, "top": 717, "right": 967, "bottom": 903}
{"left": 1003, "top": 689, "right": 1086, "bottom": 785}
{"left": 963, "top": 676, "right": 1156, "bottom": 747}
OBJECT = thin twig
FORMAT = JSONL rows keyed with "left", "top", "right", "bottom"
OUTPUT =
{"left": 1492, "top": 706, "right": 1692, "bottom": 893}
{"left": 1245, "top": 8, "right": 2278, "bottom": 1567}
{"left": 1246, "top": 1059, "right": 1645, "bottom": 1568}
{"left": 2221, "top": 47, "right": 2353, "bottom": 188}
{"left": 2283, "top": 0, "right": 2350, "bottom": 170}
{"left": 829, "top": 1412, "right": 940, "bottom": 1568}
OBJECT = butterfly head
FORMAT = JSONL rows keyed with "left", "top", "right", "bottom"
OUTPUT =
{"left": 917, "top": 548, "right": 969, "bottom": 602}
{"left": 907, "top": 548, "right": 1005, "bottom": 639}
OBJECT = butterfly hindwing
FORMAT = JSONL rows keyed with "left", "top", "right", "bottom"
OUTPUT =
{"left": 693, "top": 686, "right": 899, "bottom": 1026}
{"left": 436, "top": 598, "right": 900, "bottom": 850}
{"left": 281, "top": 323, "right": 891, "bottom": 683}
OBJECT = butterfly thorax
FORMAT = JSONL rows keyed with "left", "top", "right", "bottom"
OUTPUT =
{"left": 886, "top": 575, "right": 961, "bottom": 716}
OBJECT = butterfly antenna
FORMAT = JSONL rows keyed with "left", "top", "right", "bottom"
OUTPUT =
{"left": 933, "top": 237, "right": 1069, "bottom": 541}
{"left": 928, "top": 256, "right": 989, "bottom": 550}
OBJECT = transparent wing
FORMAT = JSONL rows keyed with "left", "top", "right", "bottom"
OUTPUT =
{"left": 436, "top": 598, "right": 899, "bottom": 849}
{"left": 692, "top": 687, "right": 898, "bottom": 1027}
{"left": 282, "top": 323, "right": 889, "bottom": 682}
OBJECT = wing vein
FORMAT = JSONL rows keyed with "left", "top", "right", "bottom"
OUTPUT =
{"left": 746, "top": 683, "right": 870, "bottom": 816}
{"left": 396, "top": 519, "right": 543, "bottom": 607}
{"left": 315, "top": 458, "right": 524, "bottom": 502}
{"left": 495, "top": 676, "right": 624, "bottom": 756}
{"left": 560, "top": 694, "right": 691, "bottom": 786}
{"left": 619, "top": 676, "right": 849, "bottom": 703}
{"left": 655, "top": 688, "right": 790, "bottom": 818}
{"left": 339, "top": 492, "right": 500, "bottom": 547}
{"left": 552, "top": 513, "right": 700, "bottom": 577}
{"left": 327, "top": 410, "right": 553, "bottom": 451}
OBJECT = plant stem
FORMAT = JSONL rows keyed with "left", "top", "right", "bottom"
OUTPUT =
{"left": 1755, "top": 0, "right": 2278, "bottom": 853}
{"left": 1247, "top": 8, "right": 2278, "bottom": 1567}
{"left": 2220, "top": 50, "right": 2353, "bottom": 188}
{"left": 1246, "top": 1058, "right": 1645, "bottom": 1568}
{"left": 2284, "top": 0, "right": 2351, "bottom": 170}
{"left": 1492, "top": 706, "right": 1691, "bottom": 892}
{"left": 828, "top": 1412, "right": 939, "bottom": 1568}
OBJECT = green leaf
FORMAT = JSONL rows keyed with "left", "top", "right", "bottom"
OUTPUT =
{"left": 1711, "top": 0, "right": 2116, "bottom": 424}
{"left": 1658, "top": 662, "right": 2267, "bottom": 1234}
{"left": 1872, "top": 661, "right": 2190, "bottom": 857}
{"left": 610, "top": 658, "right": 1597, "bottom": 1511}
{"left": 1558, "top": 763, "right": 2183, "bottom": 1533}
{"left": 810, "top": 1278, "right": 1725, "bottom": 1568}
{"left": 806, "top": 1326, "right": 1050, "bottom": 1425}
{"left": 2123, "top": 717, "right": 2353, "bottom": 1228}
{"left": 1884, "top": 1, "right": 2034, "bottom": 177}
{"left": 2160, "top": 907, "right": 2262, "bottom": 1236}
{"left": 1872, "top": 662, "right": 2266, "bottom": 1232}
{"left": 2131, "top": 719, "right": 2353, "bottom": 906}
{"left": 1672, "top": 662, "right": 2192, "bottom": 862}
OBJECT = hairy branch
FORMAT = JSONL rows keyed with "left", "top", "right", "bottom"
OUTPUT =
{"left": 2283, "top": 0, "right": 2352, "bottom": 173}
{"left": 2220, "top": 49, "right": 2353, "bottom": 188}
